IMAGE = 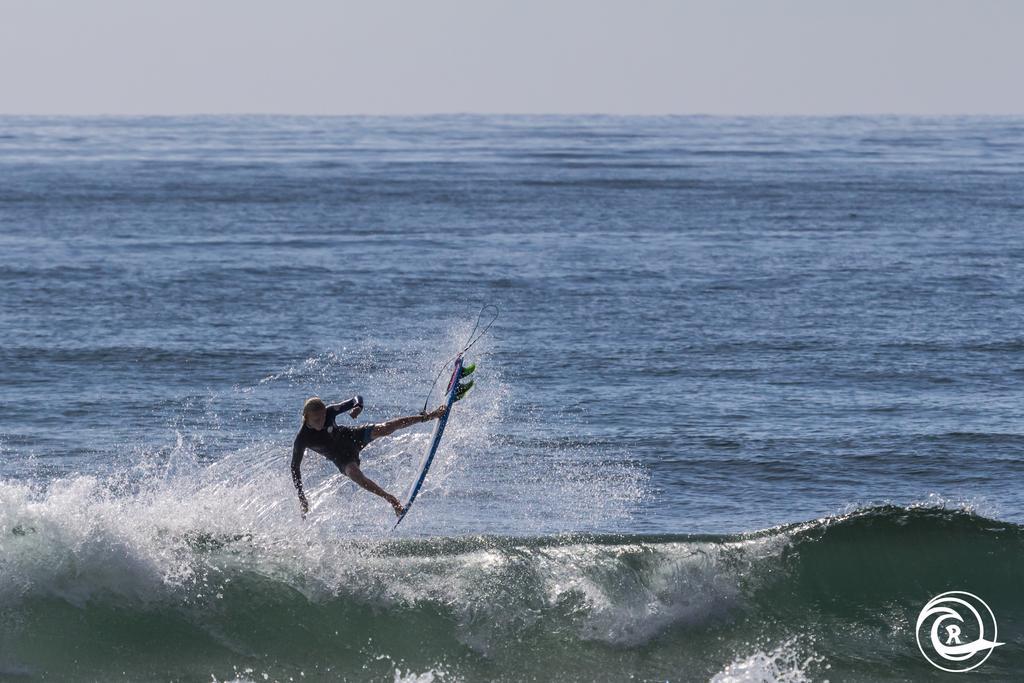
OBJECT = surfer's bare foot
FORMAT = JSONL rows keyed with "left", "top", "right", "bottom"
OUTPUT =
{"left": 429, "top": 404, "right": 446, "bottom": 420}
{"left": 387, "top": 495, "right": 404, "bottom": 517}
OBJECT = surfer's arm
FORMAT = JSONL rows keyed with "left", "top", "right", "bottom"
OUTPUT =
{"left": 370, "top": 404, "right": 445, "bottom": 439}
{"left": 290, "top": 436, "right": 309, "bottom": 515}
{"left": 327, "top": 395, "right": 364, "bottom": 419}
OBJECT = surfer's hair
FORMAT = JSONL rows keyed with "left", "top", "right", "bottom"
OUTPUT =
{"left": 302, "top": 397, "right": 326, "bottom": 422}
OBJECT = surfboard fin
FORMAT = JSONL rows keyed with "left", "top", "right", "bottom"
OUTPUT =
{"left": 454, "top": 379, "right": 474, "bottom": 401}
{"left": 460, "top": 362, "right": 476, "bottom": 378}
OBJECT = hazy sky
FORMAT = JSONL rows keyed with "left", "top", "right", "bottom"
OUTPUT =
{"left": 1, "top": 0, "right": 1021, "bottom": 115}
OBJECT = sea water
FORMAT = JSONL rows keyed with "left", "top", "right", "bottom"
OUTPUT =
{"left": 1, "top": 115, "right": 1022, "bottom": 680}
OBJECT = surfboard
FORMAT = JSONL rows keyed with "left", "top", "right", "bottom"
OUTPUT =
{"left": 393, "top": 356, "right": 473, "bottom": 529}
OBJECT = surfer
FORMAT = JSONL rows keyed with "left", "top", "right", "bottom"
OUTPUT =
{"left": 291, "top": 396, "right": 446, "bottom": 518}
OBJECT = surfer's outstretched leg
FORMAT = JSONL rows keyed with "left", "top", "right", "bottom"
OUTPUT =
{"left": 370, "top": 404, "right": 446, "bottom": 439}
{"left": 343, "top": 462, "right": 404, "bottom": 517}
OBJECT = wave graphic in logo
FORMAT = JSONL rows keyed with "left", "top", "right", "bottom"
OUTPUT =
{"left": 916, "top": 591, "right": 1003, "bottom": 672}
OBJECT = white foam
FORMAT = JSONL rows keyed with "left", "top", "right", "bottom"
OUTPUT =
{"left": 392, "top": 666, "right": 453, "bottom": 683}
{"left": 710, "top": 638, "right": 826, "bottom": 683}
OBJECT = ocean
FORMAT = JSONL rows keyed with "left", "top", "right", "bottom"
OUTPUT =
{"left": 1, "top": 115, "right": 1022, "bottom": 681}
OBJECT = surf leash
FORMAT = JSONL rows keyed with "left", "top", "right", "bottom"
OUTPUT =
{"left": 419, "top": 303, "right": 498, "bottom": 414}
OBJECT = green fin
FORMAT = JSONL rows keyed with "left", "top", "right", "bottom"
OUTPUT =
{"left": 460, "top": 362, "right": 476, "bottom": 378}
{"left": 454, "top": 380, "right": 474, "bottom": 401}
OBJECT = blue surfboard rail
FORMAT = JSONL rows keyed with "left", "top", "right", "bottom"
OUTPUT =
{"left": 393, "top": 355, "right": 464, "bottom": 529}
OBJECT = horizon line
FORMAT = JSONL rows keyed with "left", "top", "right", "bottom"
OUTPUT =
{"left": 3, "top": 111, "right": 1023, "bottom": 119}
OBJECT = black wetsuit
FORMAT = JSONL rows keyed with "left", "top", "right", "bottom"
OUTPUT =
{"left": 291, "top": 396, "right": 372, "bottom": 493}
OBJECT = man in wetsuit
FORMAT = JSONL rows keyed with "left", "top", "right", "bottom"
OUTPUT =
{"left": 291, "top": 395, "right": 445, "bottom": 518}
